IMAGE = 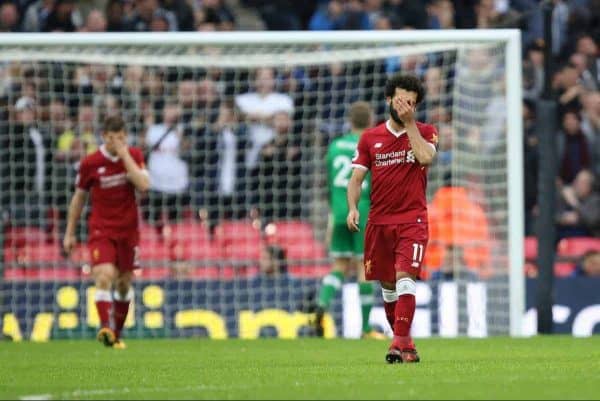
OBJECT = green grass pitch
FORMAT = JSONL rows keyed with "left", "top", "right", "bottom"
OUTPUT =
{"left": 1, "top": 336, "right": 600, "bottom": 400}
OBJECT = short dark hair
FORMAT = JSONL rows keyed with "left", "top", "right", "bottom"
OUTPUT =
{"left": 384, "top": 73, "right": 425, "bottom": 104}
{"left": 103, "top": 114, "right": 125, "bottom": 133}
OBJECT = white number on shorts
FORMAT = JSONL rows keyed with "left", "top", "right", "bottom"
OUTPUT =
{"left": 412, "top": 243, "right": 424, "bottom": 265}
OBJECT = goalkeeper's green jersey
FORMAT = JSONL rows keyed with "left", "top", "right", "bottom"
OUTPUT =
{"left": 326, "top": 131, "right": 371, "bottom": 224}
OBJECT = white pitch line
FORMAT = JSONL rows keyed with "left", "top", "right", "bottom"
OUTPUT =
{"left": 19, "top": 394, "right": 52, "bottom": 400}
{"left": 20, "top": 382, "right": 261, "bottom": 400}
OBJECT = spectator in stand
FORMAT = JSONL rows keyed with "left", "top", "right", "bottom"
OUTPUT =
{"left": 235, "top": 67, "right": 294, "bottom": 170}
{"left": 196, "top": 102, "right": 250, "bottom": 234}
{"left": 573, "top": 250, "right": 600, "bottom": 277}
{"left": 144, "top": 102, "right": 190, "bottom": 236}
{"left": 556, "top": 169, "right": 600, "bottom": 239}
{"left": 523, "top": 100, "right": 539, "bottom": 236}
{"left": 0, "top": 2, "right": 20, "bottom": 32}
{"left": 427, "top": 0, "right": 455, "bottom": 29}
{"left": 309, "top": 0, "right": 372, "bottom": 30}
{"left": 46, "top": 99, "right": 75, "bottom": 235}
{"left": 382, "top": 0, "right": 428, "bottom": 29}
{"left": 522, "top": 40, "right": 545, "bottom": 101}
{"left": 105, "top": 0, "right": 127, "bottom": 31}
{"left": 80, "top": 9, "right": 107, "bottom": 32}
{"left": 574, "top": 35, "right": 599, "bottom": 85}
{"left": 43, "top": 0, "right": 82, "bottom": 32}
{"left": 125, "top": 0, "right": 177, "bottom": 31}
{"left": 251, "top": 110, "right": 302, "bottom": 228}
{"left": 558, "top": 110, "right": 591, "bottom": 184}
{"left": 570, "top": 52, "right": 598, "bottom": 92}
{"left": 194, "top": 0, "right": 236, "bottom": 31}
{"left": 1, "top": 96, "right": 52, "bottom": 227}
{"left": 22, "top": 0, "right": 54, "bottom": 32}
{"left": 308, "top": 0, "right": 345, "bottom": 30}
{"left": 553, "top": 63, "right": 584, "bottom": 115}
{"left": 259, "top": 244, "right": 288, "bottom": 278}
{"left": 579, "top": 91, "right": 600, "bottom": 176}
{"left": 428, "top": 185, "right": 493, "bottom": 279}
{"left": 162, "top": 0, "right": 195, "bottom": 31}
{"left": 196, "top": 77, "right": 221, "bottom": 128}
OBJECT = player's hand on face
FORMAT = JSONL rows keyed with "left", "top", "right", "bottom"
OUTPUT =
{"left": 113, "top": 135, "right": 129, "bottom": 157}
{"left": 394, "top": 98, "right": 415, "bottom": 124}
{"left": 347, "top": 209, "right": 360, "bottom": 232}
{"left": 63, "top": 234, "right": 76, "bottom": 256}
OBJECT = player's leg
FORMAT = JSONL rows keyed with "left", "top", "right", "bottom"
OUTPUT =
{"left": 353, "top": 219, "right": 385, "bottom": 339}
{"left": 314, "top": 220, "right": 353, "bottom": 336}
{"left": 93, "top": 263, "right": 118, "bottom": 346}
{"left": 112, "top": 270, "right": 133, "bottom": 349}
{"left": 111, "top": 234, "right": 140, "bottom": 348}
{"left": 379, "top": 281, "right": 398, "bottom": 331}
{"left": 90, "top": 237, "right": 118, "bottom": 346}
{"left": 356, "top": 259, "right": 385, "bottom": 339}
{"left": 387, "top": 223, "right": 428, "bottom": 363}
{"left": 314, "top": 257, "right": 350, "bottom": 337}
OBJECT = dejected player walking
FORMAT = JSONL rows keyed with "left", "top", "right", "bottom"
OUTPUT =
{"left": 347, "top": 73, "right": 438, "bottom": 363}
{"left": 63, "top": 115, "right": 150, "bottom": 349}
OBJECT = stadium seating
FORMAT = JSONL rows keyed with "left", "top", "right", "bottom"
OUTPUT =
{"left": 557, "top": 237, "right": 600, "bottom": 259}
{"left": 524, "top": 236, "right": 538, "bottom": 261}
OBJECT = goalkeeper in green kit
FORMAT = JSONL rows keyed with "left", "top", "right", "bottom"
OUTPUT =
{"left": 314, "top": 101, "right": 386, "bottom": 339}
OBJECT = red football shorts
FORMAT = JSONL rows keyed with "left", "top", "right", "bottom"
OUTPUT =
{"left": 363, "top": 222, "right": 429, "bottom": 282}
{"left": 88, "top": 231, "right": 140, "bottom": 272}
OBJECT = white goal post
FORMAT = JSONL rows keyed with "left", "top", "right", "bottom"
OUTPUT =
{"left": 0, "top": 30, "right": 524, "bottom": 339}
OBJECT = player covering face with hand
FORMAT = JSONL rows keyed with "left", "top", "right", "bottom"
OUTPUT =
{"left": 347, "top": 73, "right": 438, "bottom": 363}
{"left": 63, "top": 115, "right": 150, "bottom": 349}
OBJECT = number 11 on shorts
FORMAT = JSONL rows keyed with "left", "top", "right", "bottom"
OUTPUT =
{"left": 412, "top": 243, "right": 424, "bottom": 268}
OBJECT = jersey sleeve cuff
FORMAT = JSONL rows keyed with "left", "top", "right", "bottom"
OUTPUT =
{"left": 351, "top": 163, "right": 369, "bottom": 171}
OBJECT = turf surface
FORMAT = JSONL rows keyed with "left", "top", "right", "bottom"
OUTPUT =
{"left": 1, "top": 336, "right": 599, "bottom": 400}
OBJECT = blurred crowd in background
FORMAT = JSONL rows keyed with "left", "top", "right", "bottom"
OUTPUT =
{"left": 0, "top": 0, "right": 598, "bottom": 280}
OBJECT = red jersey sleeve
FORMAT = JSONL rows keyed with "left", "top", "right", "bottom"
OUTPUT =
{"left": 352, "top": 133, "right": 371, "bottom": 170}
{"left": 130, "top": 147, "right": 146, "bottom": 169}
{"left": 76, "top": 158, "right": 93, "bottom": 191}
{"left": 422, "top": 124, "right": 439, "bottom": 151}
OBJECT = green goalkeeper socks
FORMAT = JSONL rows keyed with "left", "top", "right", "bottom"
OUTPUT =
{"left": 359, "top": 282, "right": 374, "bottom": 333}
{"left": 317, "top": 270, "right": 344, "bottom": 309}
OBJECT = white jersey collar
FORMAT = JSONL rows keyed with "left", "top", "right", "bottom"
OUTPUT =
{"left": 386, "top": 120, "right": 407, "bottom": 138}
{"left": 100, "top": 144, "right": 120, "bottom": 163}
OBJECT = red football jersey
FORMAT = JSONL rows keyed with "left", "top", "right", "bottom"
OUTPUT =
{"left": 76, "top": 145, "right": 145, "bottom": 237}
{"left": 352, "top": 120, "right": 438, "bottom": 225}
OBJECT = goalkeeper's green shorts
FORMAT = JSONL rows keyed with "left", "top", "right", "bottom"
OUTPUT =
{"left": 329, "top": 219, "right": 366, "bottom": 258}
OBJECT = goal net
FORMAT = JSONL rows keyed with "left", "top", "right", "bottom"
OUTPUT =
{"left": 0, "top": 31, "right": 523, "bottom": 341}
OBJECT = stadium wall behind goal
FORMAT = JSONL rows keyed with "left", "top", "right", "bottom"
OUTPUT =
{"left": 2, "top": 278, "right": 599, "bottom": 341}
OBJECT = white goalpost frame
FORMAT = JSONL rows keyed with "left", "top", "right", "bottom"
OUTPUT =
{"left": 0, "top": 29, "right": 524, "bottom": 337}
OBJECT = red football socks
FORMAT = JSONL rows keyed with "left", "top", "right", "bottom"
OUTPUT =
{"left": 393, "top": 294, "right": 416, "bottom": 350}
{"left": 384, "top": 300, "right": 397, "bottom": 329}
{"left": 113, "top": 300, "right": 130, "bottom": 340}
{"left": 95, "top": 300, "right": 112, "bottom": 328}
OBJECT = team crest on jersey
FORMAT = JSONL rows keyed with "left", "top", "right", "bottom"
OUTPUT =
{"left": 93, "top": 248, "right": 100, "bottom": 261}
{"left": 97, "top": 167, "right": 106, "bottom": 174}
{"left": 374, "top": 143, "right": 382, "bottom": 148}
{"left": 365, "top": 259, "right": 373, "bottom": 275}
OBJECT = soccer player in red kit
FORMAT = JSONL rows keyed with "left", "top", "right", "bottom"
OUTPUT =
{"left": 347, "top": 73, "right": 437, "bottom": 363}
{"left": 63, "top": 115, "right": 150, "bottom": 349}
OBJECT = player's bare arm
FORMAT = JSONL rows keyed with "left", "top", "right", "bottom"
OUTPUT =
{"left": 63, "top": 188, "right": 87, "bottom": 255}
{"left": 347, "top": 167, "right": 367, "bottom": 232}
{"left": 113, "top": 137, "right": 150, "bottom": 192}
{"left": 395, "top": 98, "right": 436, "bottom": 165}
